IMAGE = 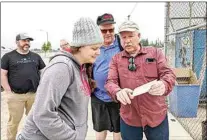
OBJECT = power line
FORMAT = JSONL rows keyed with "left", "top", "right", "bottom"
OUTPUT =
{"left": 128, "top": 3, "right": 138, "bottom": 20}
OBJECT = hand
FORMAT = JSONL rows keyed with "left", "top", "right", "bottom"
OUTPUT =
{"left": 116, "top": 88, "right": 134, "bottom": 105}
{"left": 148, "top": 80, "right": 166, "bottom": 96}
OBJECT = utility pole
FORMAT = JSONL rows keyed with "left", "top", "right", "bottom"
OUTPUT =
{"left": 127, "top": 3, "right": 138, "bottom": 21}
{"left": 39, "top": 29, "right": 48, "bottom": 45}
{"left": 128, "top": 15, "right": 130, "bottom": 20}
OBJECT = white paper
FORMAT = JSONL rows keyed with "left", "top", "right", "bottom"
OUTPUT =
{"left": 132, "top": 80, "right": 157, "bottom": 96}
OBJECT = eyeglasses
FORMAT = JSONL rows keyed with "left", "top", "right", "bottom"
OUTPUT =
{"left": 128, "top": 57, "right": 136, "bottom": 71}
{"left": 61, "top": 43, "right": 69, "bottom": 47}
{"left": 100, "top": 28, "right": 114, "bottom": 34}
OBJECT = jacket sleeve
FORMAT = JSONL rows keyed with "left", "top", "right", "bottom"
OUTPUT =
{"left": 33, "top": 62, "right": 77, "bottom": 140}
{"left": 105, "top": 55, "right": 121, "bottom": 102}
{"left": 156, "top": 48, "right": 176, "bottom": 96}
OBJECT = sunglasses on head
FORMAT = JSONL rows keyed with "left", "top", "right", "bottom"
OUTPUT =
{"left": 100, "top": 28, "right": 114, "bottom": 34}
{"left": 128, "top": 57, "right": 136, "bottom": 71}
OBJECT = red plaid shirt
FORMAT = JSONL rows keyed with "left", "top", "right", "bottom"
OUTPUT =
{"left": 105, "top": 47, "right": 176, "bottom": 127}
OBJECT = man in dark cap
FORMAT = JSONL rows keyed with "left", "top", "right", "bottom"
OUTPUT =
{"left": 1, "top": 33, "right": 46, "bottom": 140}
{"left": 91, "top": 13, "right": 123, "bottom": 140}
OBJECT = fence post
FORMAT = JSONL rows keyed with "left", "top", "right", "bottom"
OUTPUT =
{"left": 202, "top": 120, "right": 207, "bottom": 140}
{"left": 164, "top": 2, "right": 170, "bottom": 56}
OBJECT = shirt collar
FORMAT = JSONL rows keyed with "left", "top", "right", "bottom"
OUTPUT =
{"left": 122, "top": 44, "right": 147, "bottom": 58}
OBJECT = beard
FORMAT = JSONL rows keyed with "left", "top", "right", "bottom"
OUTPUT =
{"left": 19, "top": 44, "right": 30, "bottom": 51}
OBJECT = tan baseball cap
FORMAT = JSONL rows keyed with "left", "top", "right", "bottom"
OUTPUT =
{"left": 118, "top": 20, "right": 139, "bottom": 33}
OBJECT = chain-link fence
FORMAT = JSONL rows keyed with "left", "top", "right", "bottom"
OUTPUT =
{"left": 164, "top": 2, "right": 206, "bottom": 140}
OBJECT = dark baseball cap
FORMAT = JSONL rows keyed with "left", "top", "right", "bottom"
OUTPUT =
{"left": 16, "top": 33, "right": 34, "bottom": 41}
{"left": 97, "top": 13, "right": 116, "bottom": 25}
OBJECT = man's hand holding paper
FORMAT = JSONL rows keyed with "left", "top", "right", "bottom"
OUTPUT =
{"left": 116, "top": 80, "right": 166, "bottom": 105}
{"left": 116, "top": 88, "right": 134, "bottom": 105}
{"left": 132, "top": 80, "right": 166, "bottom": 96}
{"left": 132, "top": 80, "right": 158, "bottom": 96}
{"left": 148, "top": 80, "right": 166, "bottom": 96}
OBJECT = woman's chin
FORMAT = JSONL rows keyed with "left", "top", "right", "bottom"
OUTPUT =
{"left": 87, "top": 58, "right": 96, "bottom": 64}
{"left": 90, "top": 60, "right": 96, "bottom": 64}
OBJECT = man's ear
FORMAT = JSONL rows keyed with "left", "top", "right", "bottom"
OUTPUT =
{"left": 138, "top": 33, "right": 141, "bottom": 38}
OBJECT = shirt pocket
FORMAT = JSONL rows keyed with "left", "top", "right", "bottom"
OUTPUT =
{"left": 143, "top": 62, "right": 158, "bottom": 78}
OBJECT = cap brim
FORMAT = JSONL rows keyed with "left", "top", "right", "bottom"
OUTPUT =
{"left": 119, "top": 28, "right": 137, "bottom": 33}
{"left": 21, "top": 37, "right": 34, "bottom": 41}
{"left": 99, "top": 21, "right": 116, "bottom": 25}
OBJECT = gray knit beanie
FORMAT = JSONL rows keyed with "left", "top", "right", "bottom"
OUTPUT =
{"left": 70, "top": 17, "right": 104, "bottom": 47}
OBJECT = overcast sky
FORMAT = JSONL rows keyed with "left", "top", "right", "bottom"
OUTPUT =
{"left": 1, "top": 2, "right": 165, "bottom": 50}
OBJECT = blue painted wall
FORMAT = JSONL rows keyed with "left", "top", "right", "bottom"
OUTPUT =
{"left": 193, "top": 29, "right": 206, "bottom": 99}
{"left": 175, "top": 30, "right": 206, "bottom": 99}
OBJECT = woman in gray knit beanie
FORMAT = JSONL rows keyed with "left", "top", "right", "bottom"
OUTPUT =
{"left": 70, "top": 17, "right": 104, "bottom": 63}
{"left": 16, "top": 17, "right": 103, "bottom": 140}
